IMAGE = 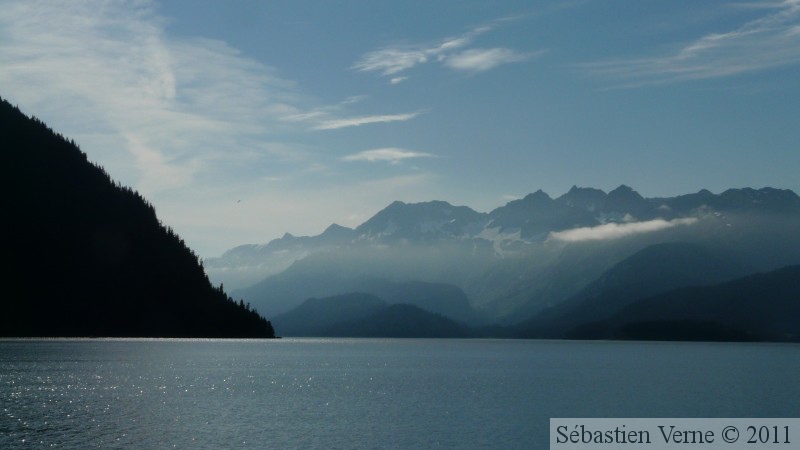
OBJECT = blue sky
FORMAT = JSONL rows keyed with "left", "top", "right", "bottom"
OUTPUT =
{"left": 1, "top": 0, "right": 799, "bottom": 256}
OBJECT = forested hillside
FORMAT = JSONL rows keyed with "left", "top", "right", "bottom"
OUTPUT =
{"left": 2, "top": 98, "right": 274, "bottom": 337}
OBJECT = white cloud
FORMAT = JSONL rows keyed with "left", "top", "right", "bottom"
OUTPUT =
{"left": 585, "top": 0, "right": 800, "bottom": 86}
{"left": 314, "top": 112, "right": 421, "bottom": 130}
{"left": 0, "top": 0, "right": 307, "bottom": 196}
{"left": 354, "top": 47, "right": 431, "bottom": 76}
{"left": 283, "top": 111, "right": 328, "bottom": 122}
{"left": 0, "top": 0, "right": 416, "bottom": 193}
{"left": 547, "top": 218, "right": 698, "bottom": 242}
{"left": 341, "top": 148, "right": 436, "bottom": 163}
{"left": 342, "top": 95, "right": 368, "bottom": 105}
{"left": 354, "top": 23, "right": 536, "bottom": 82}
{"left": 0, "top": 0, "right": 427, "bottom": 257}
{"left": 444, "top": 48, "right": 537, "bottom": 72}
{"left": 352, "top": 31, "right": 482, "bottom": 77}
{"left": 281, "top": 96, "right": 419, "bottom": 130}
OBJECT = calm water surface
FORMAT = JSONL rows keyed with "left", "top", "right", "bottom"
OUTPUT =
{"left": 1, "top": 338, "right": 798, "bottom": 448}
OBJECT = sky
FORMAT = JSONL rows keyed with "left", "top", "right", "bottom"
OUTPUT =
{"left": 1, "top": 0, "right": 799, "bottom": 257}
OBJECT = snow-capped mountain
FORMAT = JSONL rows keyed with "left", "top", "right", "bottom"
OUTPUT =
{"left": 354, "top": 200, "right": 489, "bottom": 242}
{"left": 206, "top": 185, "right": 800, "bottom": 291}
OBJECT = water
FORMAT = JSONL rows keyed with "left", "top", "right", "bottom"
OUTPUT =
{"left": 1, "top": 338, "right": 798, "bottom": 449}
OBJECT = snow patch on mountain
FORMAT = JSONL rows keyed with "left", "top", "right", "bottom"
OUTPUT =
{"left": 477, "top": 226, "right": 526, "bottom": 257}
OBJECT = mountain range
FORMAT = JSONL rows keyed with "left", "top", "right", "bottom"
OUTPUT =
{"left": 6, "top": 94, "right": 795, "bottom": 341}
{"left": 208, "top": 181, "right": 800, "bottom": 340}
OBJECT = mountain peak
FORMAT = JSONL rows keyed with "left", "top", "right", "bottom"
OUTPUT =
{"left": 527, "top": 189, "right": 552, "bottom": 200}
{"left": 606, "top": 185, "right": 647, "bottom": 214}
{"left": 377, "top": 199, "right": 458, "bottom": 216}
{"left": 510, "top": 190, "right": 553, "bottom": 206}
{"left": 609, "top": 184, "right": 636, "bottom": 195}
{"left": 323, "top": 223, "right": 351, "bottom": 233}
{"left": 321, "top": 223, "right": 355, "bottom": 240}
{"left": 607, "top": 184, "right": 644, "bottom": 200}
{"left": 558, "top": 186, "right": 607, "bottom": 209}
{"left": 355, "top": 199, "right": 485, "bottom": 241}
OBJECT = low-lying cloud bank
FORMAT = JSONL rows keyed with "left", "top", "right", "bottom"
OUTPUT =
{"left": 548, "top": 218, "right": 698, "bottom": 243}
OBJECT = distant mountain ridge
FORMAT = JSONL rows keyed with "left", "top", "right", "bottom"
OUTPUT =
{"left": 218, "top": 180, "right": 800, "bottom": 334}
{"left": 196, "top": 130, "right": 800, "bottom": 337}
{"left": 327, "top": 304, "right": 473, "bottom": 338}
{"left": 272, "top": 293, "right": 474, "bottom": 338}
{"left": 209, "top": 184, "right": 800, "bottom": 290}
{"left": 355, "top": 200, "right": 488, "bottom": 242}
{"left": 271, "top": 293, "right": 387, "bottom": 336}
{"left": 207, "top": 223, "right": 357, "bottom": 288}
{"left": 273, "top": 264, "right": 800, "bottom": 341}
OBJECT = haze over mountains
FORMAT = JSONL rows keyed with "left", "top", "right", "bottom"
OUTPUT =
{"left": 209, "top": 183, "right": 800, "bottom": 340}
{"left": 5, "top": 94, "right": 796, "bottom": 341}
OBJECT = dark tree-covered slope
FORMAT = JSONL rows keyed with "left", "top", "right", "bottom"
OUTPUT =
{"left": 514, "top": 242, "right": 751, "bottom": 338}
{"left": 271, "top": 293, "right": 475, "bottom": 338}
{"left": 271, "top": 293, "right": 387, "bottom": 337}
{"left": 1, "top": 98, "right": 274, "bottom": 337}
{"left": 569, "top": 265, "right": 800, "bottom": 342}
{"left": 326, "top": 303, "right": 475, "bottom": 338}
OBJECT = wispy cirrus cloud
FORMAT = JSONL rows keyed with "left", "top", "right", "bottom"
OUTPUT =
{"left": 0, "top": 0, "right": 417, "bottom": 193}
{"left": 0, "top": 0, "right": 428, "bottom": 256}
{"left": 390, "top": 76, "right": 409, "bottom": 85}
{"left": 445, "top": 48, "right": 543, "bottom": 72}
{"left": 314, "top": 112, "right": 422, "bottom": 130}
{"left": 342, "top": 148, "right": 436, "bottom": 164}
{"left": 584, "top": 0, "right": 800, "bottom": 86}
{"left": 353, "top": 32, "right": 478, "bottom": 77}
{"left": 355, "top": 47, "right": 431, "bottom": 77}
{"left": 354, "top": 23, "right": 535, "bottom": 83}
{"left": 547, "top": 218, "right": 698, "bottom": 243}
{"left": 280, "top": 96, "right": 420, "bottom": 130}
{"left": 0, "top": 0, "right": 308, "bottom": 195}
